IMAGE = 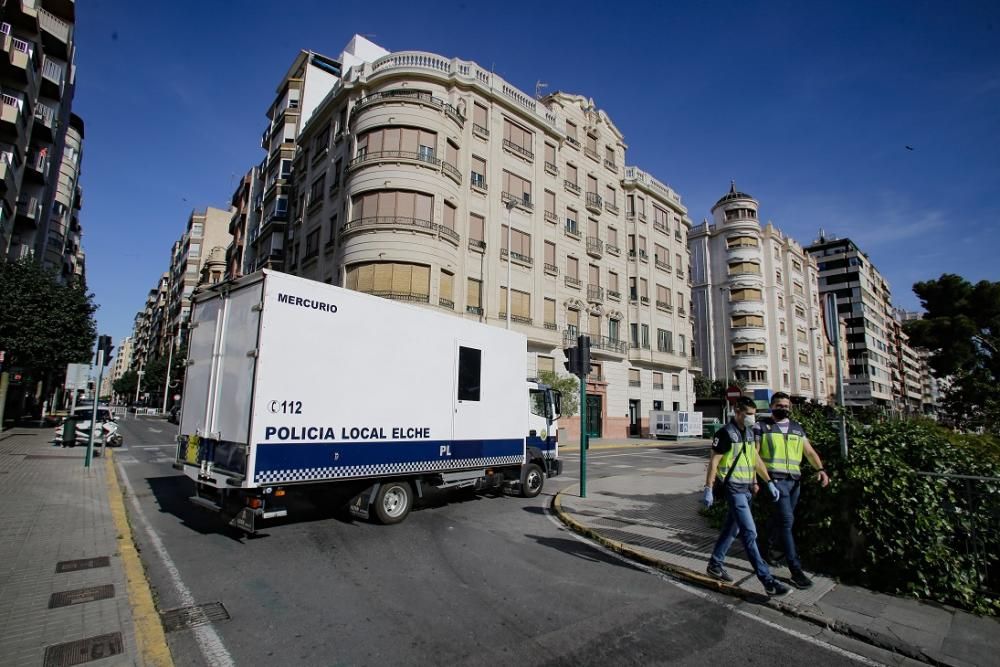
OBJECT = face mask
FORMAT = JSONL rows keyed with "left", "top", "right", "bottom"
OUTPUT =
{"left": 742, "top": 415, "right": 756, "bottom": 429}
{"left": 772, "top": 408, "right": 790, "bottom": 421}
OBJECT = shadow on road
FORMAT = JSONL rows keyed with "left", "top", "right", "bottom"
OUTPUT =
{"left": 523, "top": 533, "right": 644, "bottom": 571}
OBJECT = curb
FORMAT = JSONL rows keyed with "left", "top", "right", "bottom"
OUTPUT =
{"left": 559, "top": 440, "right": 708, "bottom": 453}
{"left": 105, "top": 450, "right": 175, "bottom": 667}
{"left": 551, "top": 486, "right": 943, "bottom": 666}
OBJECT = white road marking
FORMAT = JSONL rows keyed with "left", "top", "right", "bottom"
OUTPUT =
{"left": 543, "top": 507, "right": 883, "bottom": 666}
{"left": 117, "top": 460, "right": 235, "bottom": 667}
{"left": 147, "top": 428, "right": 163, "bottom": 433}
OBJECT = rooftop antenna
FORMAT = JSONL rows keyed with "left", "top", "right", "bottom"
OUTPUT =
{"left": 535, "top": 81, "right": 549, "bottom": 99}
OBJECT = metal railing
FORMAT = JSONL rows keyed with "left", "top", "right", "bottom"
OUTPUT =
{"left": 544, "top": 262, "right": 558, "bottom": 275}
{"left": 608, "top": 289, "right": 621, "bottom": 301}
{"left": 502, "top": 139, "right": 534, "bottom": 161}
{"left": 470, "top": 173, "right": 487, "bottom": 190}
{"left": 564, "top": 180, "right": 581, "bottom": 194}
{"left": 438, "top": 298, "right": 454, "bottom": 310}
{"left": 563, "top": 331, "right": 628, "bottom": 354}
{"left": 498, "top": 312, "right": 532, "bottom": 324}
{"left": 604, "top": 158, "right": 617, "bottom": 171}
{"left": 565, "top": 136, "right": 581, "bottom": 149}
{"left": 367, "top": 290, "right": 430, "bottom": 303}
{"left": 349, "top": 150, "right": 442, "bottom": 169}
{"left": 565, "top": 276, "right": 581, "bottom": 288}
{"left": 586, "top": 192, "right": 603, "bottom": 210}
{"left": 351, "top": 89, "right": 464, "bottom": 127}
{"left": 564, "top": 220, "right": 580, "bottom": 237}
{"left": 500, "top": 248, "right": 533, "bottom": 265}
{"left": 544, "top": 210, "right": 558, "bottom": 223}
{"left": 468, "top": 239, "right": 486, "bottom": 251}
{"left": 501, "top": 191, "right": 533, "bottom": 210}
{"left": 605, "top": 202, "right": 620, "bottom": 215}
{"left": 473, "top": 123, "right": 489, "bottom": 137}
{"left": 606, "top": 243, "right": 620, "bottom": 255}
{"left": 656, "top": 300, "right": 673, "bottom": 312}
{"left": 544, "top": 161, "right": 558, "bottom": 175}
{"left": 584, "top": 146, "right": 599, "bottom": 161}
{"left": 587, "top": 284, "right": 604, "bottom": 302}
{"left": 441, "top": 161, "right": 462, "bottom": 183}
{"left": 342, "top": 215, "right": 459, "bottom": 243}
{"left": 586, "top": 237, "right": 603, "bottom": 256}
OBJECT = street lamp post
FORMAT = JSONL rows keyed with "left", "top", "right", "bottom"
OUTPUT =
{"left": 162, "top": 335, "right": 175, "bottom": 413}
{"left": 134, "top": 360, "right": 144, "bottom": 406}
{"left": 504, "top": 198, "right": 516, "bottom": 330}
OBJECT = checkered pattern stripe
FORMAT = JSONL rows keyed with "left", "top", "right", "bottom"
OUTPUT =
{"left": 254, "top": 455, "right": 524, "bottom": 484}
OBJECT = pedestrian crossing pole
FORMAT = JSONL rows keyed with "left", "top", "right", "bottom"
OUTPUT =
{"left": 564, "top": 336, "right": 592, "bottom": 497}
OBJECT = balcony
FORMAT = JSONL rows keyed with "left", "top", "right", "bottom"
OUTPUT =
{"left": 629, "top": 249, "right": 648, "bottom": 262}
{"left": 39, "top": 9, "right": 71, "bottom": 52}
{"left": 438, "top": 298, "right": 455, "bottom": 310}
{"left": 32, "top": 102, "right": 56, "bottom": 141}
{"left": 500, "top": 247, "right": 533, "bottom": 266}
{"left": 544, "top": 321, "right": 559, "bottom": 331}
{"left": 40, "top": 57, "right": 63, "bottom": 98}
{"left": 544, "top": 210, "right": 558, "bottom": 223}
{"left": 678, "top": 308, "right": 687, "bottom": 317}
{"left": 604, "top": 158, "right": 618, "bottom": 172}
{"left": 640, "top": 296, "right": 650, "bottom": 305}
{"left": 498, "top": 312, "right": 532, "bottom": 325}
{"left": 473, "top": 123, "right": 489, "bottom": 139}
{"left": 544, "top": 161, "right": 557, "bottom": 176}
{"left": 656, "top": 300, "right": 673, "bottom": 312}
{"left": 468, "top": 238, "right": 486, "bottom": 252}
{"left": 16, "top": 196, "right": 41, "bottom": 224}
{"left": 470, "top": 172, "right": 487, "bottom": 192}
{"left": 653, "top": 382, "right": 664, "bottom": 390}
{"left": 564, "top": 220, "right": 580, "bottom": 239}
{"left": 466, "top": 305, "right": 483, "bottom": 315}
{"left": 350, "top": 149, "right": 443, "bottom": 173}
{"left": 1, "top": 93, "right": 25, "bottom": 133}
{"left": 586, "top": 236, "right": 603, "bottom": 258}
{"left": 564, "top": 179, "right": 581, "bottom": 195}
{"left": 587, "top": 284, "right": 604, "bottom": 303}
{"left": 24, "top": 149, "right": 46, "bottom": 182}
{"left": 608, "top": 289, "right": 621, "bottom": 301}
{"left": 368, "top": 290, "right": 431, "bottom": 305}
{"left": 500, "top": 191, "right": 533, "bottom": 211}
{"left": 341, "top": 215, "right": 460, "bottom": 246}
{"left": 565, "top": 276, "right": 581, "bottom": 289}
{"left": 655, "top": 259, "right": 672, "bottom": 272}
{"left": 654, "top": 220, "right": 668, "bottom": 235}
{"left": 544, "top": 262, "right": 558, "bottom": 276}
{"left": 565, "top": 136, "right": 581, "bottom": 149}
{"left": 606, "top": 242, "right": 620, "bottom": 256}
{"left": 350, "top": 89, "right": 464, "bottom": 129}
{"left": 605, "top": 201, "right": 619, "bottom": 215}
{"left": 502, "top": 138, "right": 534, "bottom": 162}
{"left": 441, "top": 160, "right": 462, "bottom": 184}
{"left": 584, "top": 146, "right": 599, "bottom": 162}
{"left": 585, "top": 192, "right": 603, "bottom": 213}
{"left": 0, "top": 150, "right": 16, "bottom": 193}
{"left": 563, "top": 330, "right": 628, "bottom": 355}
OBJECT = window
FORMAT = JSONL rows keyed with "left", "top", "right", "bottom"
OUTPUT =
{"left": 732, "top": 314, "right": 764, "bottom": 328}
{"left": 469, "top": 213, "right": 485, "bottom": 244}
{"left": 566, "top": 163, "right": 578, "bottom": 186}
{"left": 439, "top": 270, "right": 454, "bottom": 306}
{"left": 779, "top": 319, "right": 786, "bottom": 334}
{"left": 544, "top": 240, "right": 556, "bottom": 268}
{"left": 778, "top": 294, "right": 785, "bottom": 308}
{"left": 567, "top": 309, "right": 580, "bottom": 335}
{"left": 499, "top": 287, "right": 531, "bottom": 321}
{"left": 279, "top": 159, "right": 292, "bottom": 178}
{"left": 793, "top": 281, "right": 805, "bottom": 297}
{"left": 798, "top": 351, "right": 809, "bottom": 365}
{"left": 328, "top": 213, "right": 338, "bottom": 243}
{"left": 566, "top": 120, "right": 578, "bottom": 142}
{"left": 672, "top": 374, "right": 681, "bottom": 391}
{"left": 792, "top": 258, "right": 803, "bottom": 272}
{"left": 331, "top": 159, "right": 343, "bottom": 191}
{"left": 336, "top": 107, "right": 347, "bottom": 136}
{"left": 629, "top": 277, "right": 637, "bottom": 300}
{"left": 678, "top": 334, "right": 686, "bottom": 355}
{"left": 656, "top": 284, "right": 670, "bottom": 309}
{"left": 675, "top": 253, "right": 683, "bottom": 273}
{"left": 567, "top": 256, "right": 579, "bottom": 279}
{"left": 309, "top": 175, "right": 326, "bottom": 205}
{"left": 544, "top": 298, "right": 556, "bottom": 329}
{"left": 605, "top": 185, "right": 616, "bottom": 206}
{"left": 190, "top": 222, "right": 204, "bottom": 237}
{"left": 641, "top": 324, "right": 650, "bottom": 348}
{"left": 728, "top": 261, "right": 761, "bottom": 275}
{"left": 640, "top": 278, "right": 649, "bottom": 300}
{"left": 605, "top": 145, "right": 616, "bottom": 164}
{"left": 313, "top": 125, "right": 331, "bottom": 154}
{"left": 473, "top": 103, "right": 488, "bottom": 132}
{"left": 467, "top": 277, "right": 482, "bottom": 312}
{"left": 726, "top": 235, "right": 758, "bottom": 248}
{"left": 503, "top": 118, "right": 534, "bottom": 158}
{"left": 796, "top": 327, "right": 808, "bottom": 343}
{"left": 629, "top": 368, "right": 641, "bottom": 387}
{"left": 657, "top": 329, "right": 673, "bottom": 353}
{"left": 544, "top": 190, "right": 556, "bottom": 220}
{"left": 653, "top": 372, "right": 663, "bottom": 389}
{"left": 608, "top": 227, "right": 618, "bottom": 247}
{"left": 188, "top": 243, "right": 201, "bottom": 259}
{"left": 590, "top": 312, "right": 602, "bottom": 337}
{"left": 736, "top": 369, "right": 767, "bottom": 383}
{"left": 283, "top": 122, "right": 296, "bottom": 142}
{"left": 586, "top": 133, "right": 598, "bottom": 154}
{"left": 471, "top": 156, "right": 487, "bottom": 189}
{"left": 733, "top": 342, "right": 766, "bottom": 356}
{"left": 653, "top": 205, "right": 669, "bottom": 231}
{"left": 545, "top": 143, "right": 557, "bottom": 169}
{"left": 352, "top": 190, "right": 434, "bottom": 222}
{"left": 587, "top": 174, "right": 598, "bottom": 195}
{"left": 609, "top": 271, "right": 619, "bottom": 292}
{"left": 358, "top": 127, "right": 438, "bottom": 161}
{"left": 609, "top": 318, "right": 620, "bottom": 341}
{"left": 538, "top": 355, "right": 555, "bottom": 374}
{"left": 502, "top": 170, "right": 532, "bottom": 205}
{"left": 443, "top": 202, "right": 457, "bottom": 231}
{"left": 305, "top": 229, "right": 320, "bottom": 259}
{"left": 458, "top": 346, "right": 482, "bottom": 401}
{"left": 500, "top": 225, "right": 531, "bottom": 260}
{"left": 345, "top": 261, "right": 432, "bottom": 299}
{"left": 794, "top": 304, "right": 805, "bottom": 319}
{"left": 588, "top": 263, "right": 600, "bottom": 287}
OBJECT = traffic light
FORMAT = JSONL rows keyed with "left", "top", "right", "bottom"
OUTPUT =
{"left": 563, "top": 346, "right": 579, "bottom": 376}
{"left": 577, "top": 335, "right": 592, "bottom": 377}
{"left": 97, "top": 335, "right": 113, "bottom": 366}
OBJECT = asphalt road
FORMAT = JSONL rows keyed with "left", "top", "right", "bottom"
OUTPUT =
{"left": 114, "top": 417, "right": 903, "bottom": 667}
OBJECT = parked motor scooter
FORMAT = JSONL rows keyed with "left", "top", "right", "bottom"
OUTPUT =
{"left": 54, "top": 410, "right": 123, "bottom": 449}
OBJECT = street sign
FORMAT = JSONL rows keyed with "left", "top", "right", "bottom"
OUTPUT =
{"left": 64, "top": 363, "right": 93, "bottom": 391}
{"left": 726, "top": 386, "right": 742, "bottom": 405}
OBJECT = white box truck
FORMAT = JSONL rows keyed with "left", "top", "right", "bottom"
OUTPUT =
{"left": 174, "top": 270, "right": 562, "bottom": 533}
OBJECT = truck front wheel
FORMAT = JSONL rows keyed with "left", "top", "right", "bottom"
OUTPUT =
{"left": 373, "top": 481, "right": 413, "bottom": 525}
{"left": 520, "top": 463, "right": 544, "bottom": 498}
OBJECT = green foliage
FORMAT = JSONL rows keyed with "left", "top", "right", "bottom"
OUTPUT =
{"left": 791, "top": 404, "right": 1000, "bottom": 614}
{"left": 693, "top": 375, "right": 747, "bottom": 400}
{"left": 539, "top": 371, "right": 579, "bottom": 418}
{"left": 0, "top": 258, "right": 98, "bottom": 374}
{"left": 905, "top": 274, "right": 1000, "bottom": 434}
{"left": 113, "top": 370, "right": 138, "bottom": 399}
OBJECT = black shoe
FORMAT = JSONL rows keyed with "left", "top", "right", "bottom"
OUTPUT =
{"left": 763, "top": 579, "right": 791, "bottom": 597}
{"left": 706, "top": 563, "right": 734, "bottom": 582}
{"left": 790, "top": 570, "right": 814, "bottom": 589}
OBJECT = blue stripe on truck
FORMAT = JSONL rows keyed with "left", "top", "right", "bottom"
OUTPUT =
{"left": 253, "top": 438, "right": 525, "bottom": 484}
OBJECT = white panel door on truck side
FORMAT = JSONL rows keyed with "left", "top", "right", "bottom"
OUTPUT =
{"left": 210, "top": 282, "right": 262, "bottom": 444}
{"left": 453, "top": 341, "right": 487, "bottom": 444}
{"left": 179, "top": 297, "right": 222, "bottom": 439}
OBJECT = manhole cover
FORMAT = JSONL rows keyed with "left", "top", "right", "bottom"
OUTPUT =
{"left": 43, "top": 632, "right": 123, "bottom": 667}
{"left": 49, "top": 584, "right": 115, "bottom": 609}
{"left": 56, "top": 557, "right": 110, "bottom": 573}
{"left": 161, "top": 601, "right": 231, "bottom": 632}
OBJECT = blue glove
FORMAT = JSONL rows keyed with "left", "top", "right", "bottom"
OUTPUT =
{"left": 702, "top": 486, "right": 714, "bottom": 508}
{"left": 767, "top": 481, "right": 780, "bottom": 502}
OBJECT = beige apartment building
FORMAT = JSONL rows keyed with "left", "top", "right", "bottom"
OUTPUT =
{"left": 689, "top": 184, "right": 828, "bottom": 402}
{"left": 286, "top": 49, "right": 695, "bottom": 438}
{"left": 1, "top": 0, "right": 84, "bottom": 280}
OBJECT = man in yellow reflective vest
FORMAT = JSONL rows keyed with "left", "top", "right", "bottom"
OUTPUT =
{"left": 758, "top": 391, "right": 830, "bottom": 589}
{"left": 703, "top": 396, "right": 790, "bottom": 597}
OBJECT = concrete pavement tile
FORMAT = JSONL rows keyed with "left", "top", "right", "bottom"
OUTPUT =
{"left": 816, "top": 583, "right": 890, "bottom": 618}
{"left": 947, "top": 611, "right": 1000, "bottom": 645}
{"left": 881, "top": 597, "right": 954, "bottom": 633}
{"left": 940, "top": 635, "right": 1000, "bottom": 666}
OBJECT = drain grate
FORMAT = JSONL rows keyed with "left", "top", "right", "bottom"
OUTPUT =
{"left": 160, "top": 601, "right": 231, "bottom": 632}
{"left": 56, "top": 557, "right": 110, "bottom": 573}
{"left": 49, "top": 584, "right": 115, "bottom": 609}
{"left": 43, "top": 632, "right": 123, "bottom": 667}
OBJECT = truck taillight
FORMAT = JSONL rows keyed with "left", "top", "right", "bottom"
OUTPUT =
{"left": 247, "top": 497, "right": 262, "bottom": 509}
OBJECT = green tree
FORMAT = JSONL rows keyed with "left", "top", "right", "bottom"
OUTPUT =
{"left": 539, "top": 371, "right": 579, "bottom": 418}
{"left": 113, "top": 370, "right": 138, "bottom": 399}
{"left": 0, "top": 258, "right": 97, "bottom": 374}
{"left": 905, "top": 274, "right": 1000, "bottom": 433}
{"left": 693, "top": 374, "right": 747, "bottom": 400}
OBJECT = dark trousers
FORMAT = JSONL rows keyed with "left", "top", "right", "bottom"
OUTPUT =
{"left": 767, "top": 478, "right": 802, "bottom": 573}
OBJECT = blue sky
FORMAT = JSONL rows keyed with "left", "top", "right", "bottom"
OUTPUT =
{"left": 74, "top": 0, "right": 1000, "bottom": 349}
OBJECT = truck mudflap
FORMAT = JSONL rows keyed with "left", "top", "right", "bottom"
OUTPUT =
{"left": 230, "top": 506, "right": 288, "bottom": 534}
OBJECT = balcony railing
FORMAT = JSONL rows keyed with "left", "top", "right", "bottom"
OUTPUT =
{"left": 565, "top": 276, "right": 581, "bottom": 288}
{"left": 349, "top": 149, "right": 441, "bottom": 171}
{"left": 544, "top": 161, "right": 558, "bottom": 175}
{"left": 466, "top": 305, "right": 483, "bottom": 315}
{"left": 656, "top": 301, "right": 673, "bottom": 312}
{"left": 587, "top": 284, "right": 604, "bottom": 303}
{"left": 653, "top": 382, "right": 664, "bottom": 389}
{"left": 586, "top": 192, "right": 603, "bottom": 212}
{"left": 366, "top": 290, "right": 431, "bottom": 304}
{"left": 441, "top": 161, "right": 462, "bottom": 183}
{"left": 565, "top": 136, "right": 581, "bottom": 149}
{"left": 502, "top": 139, "right": 534, "bottom": 161}
{"left": 586, "top": 237, "right": 603, "bottom": 257}
{"left": 351, "top": 89, "right": 464, "bottom": 128}
{"left": 654, "top": 221, "right": 668, "bottom": 235}
{"left": 544, "top": 210, "right": 558, "bottom": 223}
{"left": 584, "top": 146, "right": 599, "bottom": 161}
{"left": 544, "top": 262, "right": 558, "bottom": 275}
{"left": 606, "top": 243, "right": 620, "bottom": 256}
{"left": 468, "top": 238, "right": 486, "bottom": 252}
{"left": 564, "top": 220, "right": 580, "bottom": 238}
{"left": 657, "top": 345, "right": 675, "bottom": 354}
{"left": 39, "top": 8, "right": 71, "bottom": 43}
{"left": 501, "top": 191, "right": 533, "bottom": 210}
{"left": 498, "top": 312, "right": 532, "bottom": 325}
{"left": 563, "top": 331, "right": 628, "bottom": 354}
{"left": 545, "top": 322, "right": 558, "bottom": 331}
{"left": 608, "top": 289, "right": 621, "bottom": 301}
{"left": 500, "top": 248, "right": 533, "bottom": 265}
{"left": 438, "top": 298, "right": 455, "bottom": 310}
{"left": 342, "top": 215, "right": 460, "bottom": 244}
{"left": 564, "top": 180, "right": 581, "bottom": 194}
{"left": 655, "top": 259, "right": 672, "bottom": 272}
{"left": 604, "top": 158, "right": 618, "bottom": 172}
{"left": 42, "top": 58, "right": 63, "bottom": 83}
{"left": 470, "top": 172, "right": 487, "bottom": 191}
{"left": 473, "top": 123, "right": 489, "bottom": 138}
{"left": 629, "top": 380, "right": 641, "bottom": 387}
{"left": 605, "top": 202, "right": 620, "bottom": 215}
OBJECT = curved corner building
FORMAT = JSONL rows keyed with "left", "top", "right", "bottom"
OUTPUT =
{"left": 288, "top": 46, "right": 696, "bottom": 438}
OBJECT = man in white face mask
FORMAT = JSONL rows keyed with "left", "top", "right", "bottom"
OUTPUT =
{"left": 702, "top": 396, "right": 790, "bottom": 597}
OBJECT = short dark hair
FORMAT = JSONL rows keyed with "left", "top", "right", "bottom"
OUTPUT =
{"left": 770, "top": 392, "right": 791, "bottom": 406}
{"left": 735, "top": 396, "right": 756, "bottom": 412}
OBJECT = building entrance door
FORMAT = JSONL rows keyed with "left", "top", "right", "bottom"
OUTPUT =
{"left": 585, "top": 394, "right": 602, "bottom": 438}
{"left": 628, "top": 399, "right": 641, "bottom": 436}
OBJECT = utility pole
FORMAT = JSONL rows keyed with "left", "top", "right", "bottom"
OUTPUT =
{"left": 564, "top": 336, "right": 592, "bottom": 497}
{"left": 87, "top": 336, "right": 113, "bottom": 467}
{"left": 161, "top": 335, "right": 174, "bottom": 413}
{"left": 134, "top": 360, "right": 144, "bottom": 406}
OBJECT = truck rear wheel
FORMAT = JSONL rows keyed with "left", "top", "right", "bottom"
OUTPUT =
{"left": 373, "top": 481, "right": 413, "bottom": 525}
{"left": 520, "top": 463, "right": 544, "bottom": 498}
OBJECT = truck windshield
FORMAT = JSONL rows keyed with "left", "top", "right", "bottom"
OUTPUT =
{"left": 529, "top": 389, "right": 547, "bottom": 418}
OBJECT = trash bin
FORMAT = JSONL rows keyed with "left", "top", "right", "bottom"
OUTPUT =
{"left": 702, "top": 420, "right": 721, "bottom": 439}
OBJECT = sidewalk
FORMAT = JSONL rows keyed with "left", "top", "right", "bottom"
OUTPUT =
{"left": 554, "top": 467, "right": 998, "bottom": 667}
{"left": 0, "top": 428, "right": 170, "bottom": 666}
{"left": 560, "top": 436, "right": 711, "bottom": 452}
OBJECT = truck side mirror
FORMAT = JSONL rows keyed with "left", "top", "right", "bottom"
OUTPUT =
{"left": 552, "top": 391, "right": 562, "bottom": 419}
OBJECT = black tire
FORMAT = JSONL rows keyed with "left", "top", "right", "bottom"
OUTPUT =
{"left": 520, "top": 463, "right": 544, "bottom": 498}
{"left": 372, "top": 481, "right": 413, "bottom": 525}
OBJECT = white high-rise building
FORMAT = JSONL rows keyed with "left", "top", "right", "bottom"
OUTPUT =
{"left": 690, "top": 183, "right": 827, "bottom": 402}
